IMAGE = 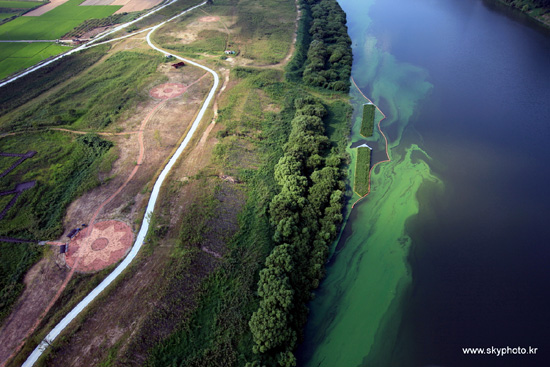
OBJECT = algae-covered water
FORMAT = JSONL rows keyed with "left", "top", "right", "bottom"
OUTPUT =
{"left": 298, "top": 0, "right": 550, "bottom": 366}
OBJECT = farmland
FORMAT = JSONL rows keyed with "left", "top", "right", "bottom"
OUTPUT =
{"left": 0, "top": 0, "right": 121, "bottom": 40}
{"left": 0, "top": 42, "right": 68, "bottom": 79}
{"left": 0, "top": 0, "right": 122, "bottom": 79}
{"left": 0, "top": 1, "right": 43, "bottom": 25}
{"left": 0, "top": 1, "right": 43, "bottom": 8}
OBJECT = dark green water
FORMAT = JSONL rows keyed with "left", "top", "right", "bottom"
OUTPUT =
{"left": 298, "top": 0, "right": 550, "bottom": 366}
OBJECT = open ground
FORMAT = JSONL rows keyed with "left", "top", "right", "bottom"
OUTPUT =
{"left": 0, "top": 33, "right": 214, "bottom": 366}
{"left": 1, "top": 0, "right": 301, "bottom": 365}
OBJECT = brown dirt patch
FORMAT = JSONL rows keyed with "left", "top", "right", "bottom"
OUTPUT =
{"left": 65, "top": 221, "right": 133, "bottom": 273}
{"left": 113, "top": 0, "right": 163, "bottom": 14}
{"left": 24, "top": 0, "right": 70, "bottom": 16}
{"left": 198, "top": 16, "right": 220, "bottom": 22}
{"left": 0, "top": 253, "right": 67, "bottom": 366}
{"left": 149, "top": 83, "right": 186, "bottom": 100}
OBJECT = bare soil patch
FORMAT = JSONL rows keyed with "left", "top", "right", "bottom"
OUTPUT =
{"left": 0, "top": 253, "right": 67, "bottom": 366}
{"left": 198, "top": 16, "right": 220, "bottom": 22}
{"left": 24, "top": 0, "right": 70, "bottom": 17}
{"left": 149, "top": 82, "right": 185, "bottom": 99}
{"left": 113, "top": 0, "right": 163, "bottom": 14}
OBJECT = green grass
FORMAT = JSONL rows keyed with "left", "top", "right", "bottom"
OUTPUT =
{"left": 0, "top": 44, "right": 109, "bottom": 116}
{"left": 1, "top": 50, "right": 164, "bottom": 132}
{"left": 354, "top": 146, "right": 371, "bottom": 196}
{"left": 0, "top": 131, "right": 113, "bottom": 324}
{"left": 0, "top": 1, "right": 42, "bottom": 9}
{"left": 0, "top": 0, "right": 121, "bottom": 40}
{"left": 361, "top": 103, "right": 375, "bottom": 137}
{"left": 0, "top": 13, "right": 16, "bottom": 19}
{"left": 154, "top": 0, "right": 295, "bottom": 64}
{"left": 0, "top": 42, "right": 68, "bottom": 79}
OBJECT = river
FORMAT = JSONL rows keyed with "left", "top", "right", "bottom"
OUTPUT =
{"left": 298, "top": 0, "right": 550, "bottom": 366}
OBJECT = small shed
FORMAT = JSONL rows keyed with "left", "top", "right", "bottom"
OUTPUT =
{"left": 172, "top": 61, "right": 185, "bottom": 69}
{"left": 60, "top": 244, "right": 67, "bottom": 254}
{"left": 67, "top": 227, "right": 81, "bottom": 239}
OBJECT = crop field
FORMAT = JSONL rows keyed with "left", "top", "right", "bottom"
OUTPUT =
{"left": 0, "top": 1, "right": 43, "bottom": 8}
{"left": 0, "top": 0, "right": 121, "bottom": 40}
{"left": 0, "top": 42, "right": 68, "bottom": 79}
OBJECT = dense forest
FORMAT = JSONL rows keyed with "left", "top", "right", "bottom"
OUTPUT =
{"left": 248, "top": 97, "right": 346, "bottom": 366}
{"left": 502, "top": 0, "right": 550, "bottom": 7}
{"left": 499, "top": 0, "right": 550, "bottom": 14}
{"left": 286, "top": 0, "right": 352, "bottom": 91}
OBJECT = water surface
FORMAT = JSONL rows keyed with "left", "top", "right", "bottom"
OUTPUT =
{"left": 298, "top": 0, "right": 550, "bottom": 366}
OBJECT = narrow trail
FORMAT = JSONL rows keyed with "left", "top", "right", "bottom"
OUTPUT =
{"left": 350, "top": 76, "right": 391, "bottom": 209}
{"left": 11, "top": 4, "right": 218, "bottom": 366}
{"left": 199, "top": 8, "right": 231, "bottom": 50}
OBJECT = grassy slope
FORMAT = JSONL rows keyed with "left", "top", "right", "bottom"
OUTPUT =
{"left": 152, "top": 0, "right": 295, "bottom": 63}
{"left": 0, "top": 44, "right": 109, "bottom": 116}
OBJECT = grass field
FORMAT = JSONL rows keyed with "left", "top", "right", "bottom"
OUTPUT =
{"left": 0, "top": 1, "right": 43, "bottom": 8}
{"left": 0, "top": 0, "right": 121, "bottom": 40}
{"left": 354, "top": 146, "right": 371, "bottom": 196}
{"left": 361, "top": 103, "right": 375, "bottom": 137}
{"left": 0, "top": 42, "right": 68, "bottom": 79}
{"left": 1, "top": 50, "right": 163, "bottom": 132}
{"left": 153, "top": 0, "right": 295, "bottom": 63}
{"left": 0, "top": 44, "right": 109, "bottom": 116}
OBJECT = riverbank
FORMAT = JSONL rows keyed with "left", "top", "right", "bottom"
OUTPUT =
{"left": 492, "top": 0, "right": 550, "bottom": 28}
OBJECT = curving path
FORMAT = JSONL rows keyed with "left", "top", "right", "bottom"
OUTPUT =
{"left": 350, "top": 76, "right": 391, "bottom": 208}
{"left": 20, "top": 3, "right": 218, "bottom": 366}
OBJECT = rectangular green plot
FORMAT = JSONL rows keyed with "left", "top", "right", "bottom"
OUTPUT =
{"left": 9, "top": 41, "right": 50, "bottom": 57}
{"left": 0, "top": 1, "right": 42, "bottom": 9}
{"left": 361, "top": 103, "right": 375, "bottom": 137}
{"left": 0, "top": 41, "right": 27, "bottom": 58}
{"left": 354, "top": 146, "right": 372, "bottom": 197}
{"left": 0, "top": 13, "right": 18, "bottom": 19}
{"left": 0, "top": 42, "right": 67, "bottom": 78}
{"left": 0, "top": 0, "right": 121, "bottom": 40}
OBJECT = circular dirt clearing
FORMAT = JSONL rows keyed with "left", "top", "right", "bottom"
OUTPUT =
{"left": 65, "top": 221, "right": 134, "bottom": 273}
{"left": 149, "top": 83, "right": 186, "bottom": 99}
